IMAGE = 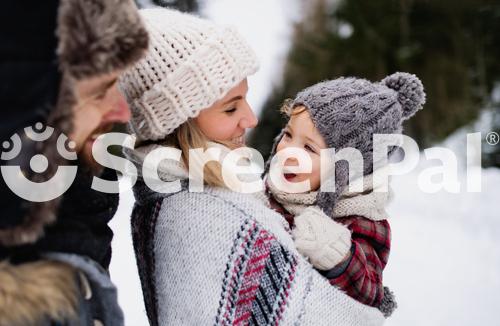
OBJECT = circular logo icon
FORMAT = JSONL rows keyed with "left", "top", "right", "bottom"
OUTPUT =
{"left": 1, "top": 123, "right": 78, "bottom": 202}
{"left": 486, "top": 131, "right": 499, "bottom": 146}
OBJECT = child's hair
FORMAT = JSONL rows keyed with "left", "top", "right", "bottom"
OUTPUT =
{"left": 280, "top": 99, "right": 308, "bottom": 117}
{"left": 160, "top": 120, "right": 226, "bottom": 188}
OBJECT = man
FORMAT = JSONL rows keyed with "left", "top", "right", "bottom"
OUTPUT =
{"left": 0, "top": 0, "right": 148, "bottom": 325}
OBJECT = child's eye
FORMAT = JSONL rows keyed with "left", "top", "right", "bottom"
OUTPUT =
{"left": 224, "top": 107, "right": 237, "bottom": 114}
{"left": 305, "top": 144, "right": 317, "bottom": 154}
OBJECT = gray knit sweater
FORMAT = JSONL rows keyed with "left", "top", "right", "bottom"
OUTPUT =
{"left": 126, "top": 144, "right": 386, "bottom": 326}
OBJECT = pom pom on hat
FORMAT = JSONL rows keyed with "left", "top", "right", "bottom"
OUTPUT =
{"left": 381, "top": 72, "right": 426, "bottom": 120}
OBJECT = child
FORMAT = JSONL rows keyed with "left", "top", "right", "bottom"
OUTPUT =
{"left": 262, "top": 72, "right": 425, "bottom": 316}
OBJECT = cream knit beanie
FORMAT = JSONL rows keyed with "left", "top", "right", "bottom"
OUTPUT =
{"left": 119, "top": 8, "right": 259, "bottom": 141}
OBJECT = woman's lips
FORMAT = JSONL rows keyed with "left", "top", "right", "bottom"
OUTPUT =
{"left": 230, "top": 134, "right": 245, "bottom": 147}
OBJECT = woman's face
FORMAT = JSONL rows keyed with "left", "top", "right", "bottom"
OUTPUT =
{"left": 194, "top": 79, "right": 258, "bottom": 149}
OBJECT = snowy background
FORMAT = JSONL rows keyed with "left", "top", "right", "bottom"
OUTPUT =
{"left": 109, "top": 1, "right": 500, "bottom": 325}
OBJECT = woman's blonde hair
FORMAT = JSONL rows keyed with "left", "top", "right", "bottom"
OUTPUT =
{"left": 161, "top": 119, "right": 227, "bottom": 188}
{"left": 155, "top": 99, "right": 307, "bottom": 188}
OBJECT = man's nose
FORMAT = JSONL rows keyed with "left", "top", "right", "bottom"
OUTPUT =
{"left": 103, "top": 85, "right": 132, "bottom": 124}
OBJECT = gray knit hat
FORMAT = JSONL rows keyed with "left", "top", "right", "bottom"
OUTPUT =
{"left": 265, "top": 72, "right": 426, "bottom": 216}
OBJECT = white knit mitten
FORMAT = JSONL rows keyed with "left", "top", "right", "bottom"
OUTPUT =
{"left": 292, "top": 206, "right": 352, "bottom": 270}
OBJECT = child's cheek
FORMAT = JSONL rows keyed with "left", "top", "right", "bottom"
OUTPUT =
{"left": 309, "top": 156, "right": 322, "bottom": 191}
{"left": 275, "top": 138, "right": 286, "bottom": 152}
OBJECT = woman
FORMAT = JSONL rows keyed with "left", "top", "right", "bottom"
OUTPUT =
{"left": 120, "top": 8, "right": 386, "bottom": 326}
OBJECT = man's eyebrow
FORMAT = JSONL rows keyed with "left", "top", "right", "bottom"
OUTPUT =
{"left": 222, "top": 95, "right": 243, "bottom": 105}
{"left": 89, "top": 77, "right": 118, "bottom": 96}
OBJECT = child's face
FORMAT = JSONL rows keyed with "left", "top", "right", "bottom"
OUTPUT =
{"left": 276, "top": 107, "right": 327, "bottom": 192}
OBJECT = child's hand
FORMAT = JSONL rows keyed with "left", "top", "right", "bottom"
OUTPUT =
{"left": 292, "top": 206, "right": 351, "bottom": 270}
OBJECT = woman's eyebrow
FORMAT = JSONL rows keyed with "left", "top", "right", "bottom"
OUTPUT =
{"left": 222, "top": 95, "right": 243, "bottom": 105}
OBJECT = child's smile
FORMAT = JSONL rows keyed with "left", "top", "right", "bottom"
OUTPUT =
{"left": 284, "top": 172, "right": 297, "bottom": 182}
{"left": 275, "top": 106, "right": 327, "bottom": 192}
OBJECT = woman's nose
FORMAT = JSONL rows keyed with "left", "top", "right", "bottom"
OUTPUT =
{"left": 239, "top": 102, "right": 258, "bottom": 129}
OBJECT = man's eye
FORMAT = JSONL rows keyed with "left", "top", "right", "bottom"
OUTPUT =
{"left": 88, "top": 90, "right": 108, "bottom": 102}
{"left": 95, "top": 92, "right": 107, "bottom": 100}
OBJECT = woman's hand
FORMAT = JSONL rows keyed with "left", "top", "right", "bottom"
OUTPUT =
{"left": 292, "top": 206, "right": 351, "bottom": 270}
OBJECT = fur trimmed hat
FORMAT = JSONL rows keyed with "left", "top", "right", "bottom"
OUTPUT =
{"left": 0, "top": 0, "right": 148, "bottom": 247}
{"left": 265, "top": 72, "right": 426, "bottom": 216}
{"left": 57, "top": 0, "right": 149, "bottom": 80}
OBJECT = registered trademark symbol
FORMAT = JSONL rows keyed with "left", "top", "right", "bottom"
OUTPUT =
{"left": 486, "top": 132, "right": 499, "bottom": 145}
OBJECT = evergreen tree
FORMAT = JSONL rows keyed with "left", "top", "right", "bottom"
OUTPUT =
{"left": 250, "top": 0, "right": 500, "bottom": 166}
{"left": 483, "top": 91, "right": 500, "bottom": 168}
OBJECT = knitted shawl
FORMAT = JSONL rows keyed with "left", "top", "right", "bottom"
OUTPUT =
{"left": 125, "top": 144, "right": 386, "bottom": 326}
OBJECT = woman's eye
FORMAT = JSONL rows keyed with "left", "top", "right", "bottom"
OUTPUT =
{"left": 225, "top": 107, "right": 237, "bottom": 114}
{"left": 283, "top": 131, "right": 292, "bottom": 138}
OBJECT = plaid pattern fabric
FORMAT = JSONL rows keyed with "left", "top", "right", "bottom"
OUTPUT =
{"left": 326, "top": 216, "right": 391, "bottom": 307}
{"left": 268, "top": 195, "right": 391, "bottom": 308}
{"left": 215, "top": 219, "right": 297, "bottom": 326}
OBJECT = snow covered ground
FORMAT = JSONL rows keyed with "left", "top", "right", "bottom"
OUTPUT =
{"left": 383, "top": 112, "right": 500, "bottom": 325}
{"left": 109, "top": 185, "right": 147, "bottom": 326}
{"left": 384, "top": 167, "right": 500, "bottom": 326}
{"left": 109, "top": 1, "right": 500, "bottom": 325}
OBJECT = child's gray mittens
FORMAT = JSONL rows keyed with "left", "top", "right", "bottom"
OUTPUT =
{"left": 292, "top": 206, "right": 351, "bottom": 270}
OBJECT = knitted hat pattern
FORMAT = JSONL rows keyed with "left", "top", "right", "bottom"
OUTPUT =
{"left": 265, "top": 72, "right": 425, "bottom": 216}
{"left": 119, "top": 8, "right": 259, "bottom": 141}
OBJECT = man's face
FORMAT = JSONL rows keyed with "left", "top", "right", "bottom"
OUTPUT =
{"left": 70, "top": 71, "right": 131, "bottom": 170}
